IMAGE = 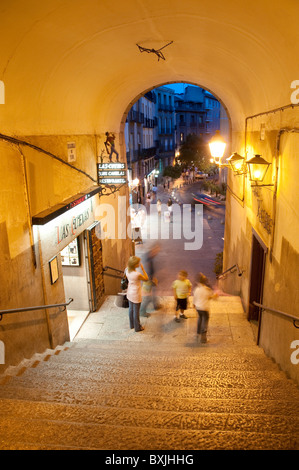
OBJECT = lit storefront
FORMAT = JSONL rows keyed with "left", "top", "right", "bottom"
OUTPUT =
{"left": 32, "top": 187, "right": 105, "bottom": 340}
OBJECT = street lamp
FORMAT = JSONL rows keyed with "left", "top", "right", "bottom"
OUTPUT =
{"left": 208, "top": 130, "right": 226, "bottom": 165}
{"left": 246, "top": 154, "right": 272, "bottom": 185}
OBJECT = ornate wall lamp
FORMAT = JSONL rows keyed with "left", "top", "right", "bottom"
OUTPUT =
{"left": 226, "top": 152, "right": 247, "bottom": 175}
{"left": 208, "top": 133, "right": 273, "bottom": 186}
{"left": 246, "top": 154, "right": 273, "bottom": 186}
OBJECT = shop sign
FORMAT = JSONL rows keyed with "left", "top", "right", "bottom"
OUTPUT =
{"left": 38, "top": 199, "right": 94, "bottom": 260}
{"left": 97, "top": 162, "right": 127, "bottom": 185}
{"left": 56, "top": 205, "right": 91, "bottom": 245}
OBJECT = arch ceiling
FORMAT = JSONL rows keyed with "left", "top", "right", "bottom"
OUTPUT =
{"left": 0, "top": 0, "right": 298, "bottom": 135}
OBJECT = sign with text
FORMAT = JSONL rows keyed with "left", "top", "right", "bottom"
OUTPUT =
{"left": 97, "top": 162, "right": 127, "bottom": 185}
{"left": 38, "top": 198, "right": 94, "bottom": 262}
{"left": 67, "top": 142, "right": 76, "bottom": 163}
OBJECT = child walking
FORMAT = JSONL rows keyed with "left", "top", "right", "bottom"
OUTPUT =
{"left": 172, "top": 270, "right": 192, "bottom": 322}
{"left": 193, "top": 273, "right": 217, "bottom": 343}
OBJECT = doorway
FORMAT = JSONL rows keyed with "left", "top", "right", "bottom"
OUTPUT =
{"left": 61, "top": 233, "right": 90, "bottom": 340}
{"left": 61, "top": 222, "right": 105, "bottom": 340}
{"left": 248, "top": 231, "right": 267, "bottom": 321}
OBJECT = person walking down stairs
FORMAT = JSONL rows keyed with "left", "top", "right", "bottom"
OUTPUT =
{"left": 125, "top": 256, "right": 148, "bottom": 332}
{"left": 193, "top": 272, "right": 218, "bottom": 343}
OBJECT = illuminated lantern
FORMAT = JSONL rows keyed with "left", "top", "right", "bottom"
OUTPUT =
{"left": 246, "top": 154, "right": 271, "bottom": 184}
{"left": 208, "top": 130, "right": 226, "bottom": 165}
{"left": 227, "top": 152, "right": 247, "bottom": 175}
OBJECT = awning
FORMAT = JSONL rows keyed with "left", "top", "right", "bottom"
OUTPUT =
{"left": 32, "top": 186, "right": 102, "bottom": 226}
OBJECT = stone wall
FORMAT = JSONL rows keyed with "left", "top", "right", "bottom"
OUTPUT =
{"left": 222, "top": 107, "right": 299, "bottom": 383}
{"left": 0, "top": 133, "right": 131, "bottom": 370}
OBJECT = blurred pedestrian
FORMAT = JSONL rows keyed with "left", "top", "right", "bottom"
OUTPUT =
{"left": 157, "top": 199, "right": 162, "bottom": 216}
{"left": 167, "top": 198, "right": 173, "bottom": 222}
{"left": 126, "top": 256, "right": 148, "bottom": 332}
{"left": 193, "top": 272, "right": 218, "bottom": 343}
{"left": 140, "top": 277, "right": 158, "bottom": 317}
{"left": 172, "top": 270, "right": 192, "bottom": 322}
{"left": 144, "top": 242, "right": 161, "bottom": 309}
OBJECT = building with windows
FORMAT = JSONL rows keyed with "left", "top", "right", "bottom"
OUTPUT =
{"left": 125, "top": 91, "right": 157, "bottom": 202}
{"left": 154, "top": 86, "right": 176, "bottom": 172}
{"left": 174, "top": 85, "right": 222, "bottom": 150}
{"left": 174, "top": 86, "right": 207, "bottom": 149}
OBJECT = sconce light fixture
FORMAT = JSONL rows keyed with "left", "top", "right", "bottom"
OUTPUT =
{"left": 246, "top": 154, "right": 272, "bottom": 185}
{"left": 208, "top": 130, "right": 226, "bottom": 165}
{"left": 227, "top": 152, "right": 247, "bottom": 175}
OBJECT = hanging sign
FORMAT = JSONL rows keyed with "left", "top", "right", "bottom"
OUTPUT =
{"left": 97, "top": 162, "right": 127, "bottom": 185}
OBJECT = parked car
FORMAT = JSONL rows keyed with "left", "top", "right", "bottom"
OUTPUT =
{"left": 195, "top": 171, "right": 208, "bottom": 179}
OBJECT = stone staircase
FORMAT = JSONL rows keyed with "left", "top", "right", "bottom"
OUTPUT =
{"left": 0, "top": 295, "right": 298, "bottom": 450}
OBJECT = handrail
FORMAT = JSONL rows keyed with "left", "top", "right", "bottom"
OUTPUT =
{"left": 217, "top": 264, "right": 243, "bottom": 280}
{"left": 253, "top": 301, "right": 299, "bottom": 329}
{"left": 0, "top": 298, "right": 74, "bottom": 321}
{"left": 103, "top": 265, "right": 124, "bottom": 274}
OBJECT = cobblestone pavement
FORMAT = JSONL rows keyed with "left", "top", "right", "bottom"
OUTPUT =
{"left": 134, "top": 180, "right": 225, "bottom": 295}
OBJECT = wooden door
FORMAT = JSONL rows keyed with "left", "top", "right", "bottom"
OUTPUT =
{"left": 248, "top": 233, "right": 267, "bottom": 321}
{"left": 85, "top": 222, "right": 105, "bottom": 312}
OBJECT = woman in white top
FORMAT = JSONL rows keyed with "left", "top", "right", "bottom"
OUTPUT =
{"left": 193, "top": 273, "right": 217, "bottom": 343}
{"left": 126, "top": 256, "right": 148, "bottom": 332}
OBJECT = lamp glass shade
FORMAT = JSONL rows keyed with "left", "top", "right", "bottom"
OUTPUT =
{"left": 227, "top": 152, "right": 247, "bottom": 175}
{"left": 246, "top": 155, "right": 270, "bottom": 183}
{"left": 209, "top": 130, "right": 226, "bottom": 162}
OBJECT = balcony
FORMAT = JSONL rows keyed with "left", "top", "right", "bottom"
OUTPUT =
{"left": 158, "top": 104, "right": 174, "bottom": 112}
{"left": 127, "top": 110, "right": 144, "bottom": 124}
{"left": 143, "top": 118, "right": 156, "bottom": 128}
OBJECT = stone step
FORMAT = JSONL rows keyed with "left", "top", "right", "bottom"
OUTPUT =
{"left": 0, "top": 413, "right": 297, "bottom": 450}
{"left": 8, "top": 364, "right": 294, "bottom": 393}
{"left": 1, "top": 392, "right": 298, "bottom": 419}
{"left": 0, "top": 398, "right": 297, "bottom": 437}
{"left": 1, "top": 374, "right": 298, "bottom": 404}
{"left": 46, "top": 349, "right": 281, "bottom": 372}
{"left": 52, "top": 340, "right": 273, "bottom": 359}
{"left": 20, "top": 358, "right": 285, "bottom": 381}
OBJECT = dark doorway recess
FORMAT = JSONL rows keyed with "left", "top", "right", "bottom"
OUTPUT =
{"left": 248, "top": 230, "right": 267, "bottom": 322}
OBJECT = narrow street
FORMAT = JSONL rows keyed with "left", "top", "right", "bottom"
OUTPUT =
{"left": 136, "top": 179, "right": 225, "bottom": 296}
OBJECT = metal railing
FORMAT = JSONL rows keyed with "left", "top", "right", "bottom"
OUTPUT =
{"left": 0, "top": 298, "right": 73, "bottom": 321}
{"left": 102, "top": 265, "right": 124, "bottom": 280}
{"left": 217, "top": 264, "right": 244, "bottom": 280}
{"left": 253, "top": 301, "right": 299, "bottom": 329}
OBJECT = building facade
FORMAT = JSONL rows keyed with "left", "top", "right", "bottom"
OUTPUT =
{"left": 0, "top": 134, "right": 132, "bottom": 368}
{"left": 174, "top": 86, "right": 207, "bottom": 149}
{"left": 125, "top": 91, "right": 157, "bottom": 202}
{"left": 154, "top": 86, "right": 176, "bottom": 171}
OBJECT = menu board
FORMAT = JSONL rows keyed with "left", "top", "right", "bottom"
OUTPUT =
{"left": 61, "top": 238, "right": 80, "bottom": 266}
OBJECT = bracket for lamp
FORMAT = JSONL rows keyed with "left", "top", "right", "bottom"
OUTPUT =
{"left": 136, "top": 41, "right": 174, "bottom": 61}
